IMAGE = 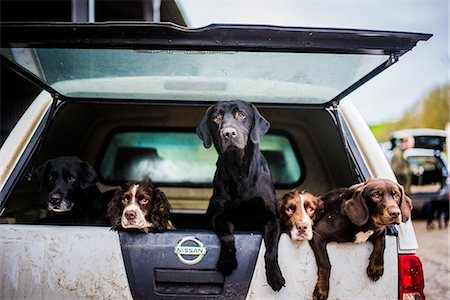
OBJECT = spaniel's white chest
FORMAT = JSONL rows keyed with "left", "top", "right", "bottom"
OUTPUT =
{"left": 354, "top": 230, "right": 374, "bottom": 244}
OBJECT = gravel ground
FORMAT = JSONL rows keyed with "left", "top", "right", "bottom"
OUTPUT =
{"left": 412, "top": 220, "right": 450, "bottom": 300}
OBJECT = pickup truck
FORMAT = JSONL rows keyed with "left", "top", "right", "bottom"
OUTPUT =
{"left": 0, "top": 23, "right": 428, "bottom": 299}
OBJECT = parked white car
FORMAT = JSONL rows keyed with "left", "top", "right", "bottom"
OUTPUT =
{"left": 0, "top": 23, "right": 429, "bottom": 299}
{"left": 385, "top": 129, "right": 448, "bottom": 216}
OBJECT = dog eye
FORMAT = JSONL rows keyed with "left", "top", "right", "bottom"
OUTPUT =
{"left": 212, "top": 114, "right": 222, "bottom": 124}
{"left": 392, "top": 192, "right": 401, "bottom": 201}
{"left": 139, "top": 196, "right": 149, "bottom": 205}
{"left": 48, "top": 174, "right": 54, "bottom": 182}
{"left": 285, "top": 206, "right": 295, "bottom": 216}
{"left": 306, "top": 207, "right": 315, "bottom": 216}
{"left": 236, "top": 111, "right": 246, "bottom": 120}
{"left": 121, "top": 194, "right": 131, "bottom": 204}
{"left": 372, "top": 192, "right": 382, "bottom": 201}
{"left": 67, "top": 175, "right": 77, "bottom": 183}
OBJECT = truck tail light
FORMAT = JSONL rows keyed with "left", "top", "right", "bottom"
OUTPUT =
{"left": 399, "top": 254, "right": 425, "bottom": 300}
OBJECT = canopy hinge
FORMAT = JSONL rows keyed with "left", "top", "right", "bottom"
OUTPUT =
{"left": 387, "top": 52, "right": 399, "bottom": 66}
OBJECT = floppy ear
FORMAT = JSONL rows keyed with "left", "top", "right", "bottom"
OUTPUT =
{"left": 398, "top": 183, "right": 413, "bottom": 222}
{"left": 311, "top": 197, "right": 324, "bottom": 222}
{"left": 250, "top": 104, "right": 270, "bottom": 144}
{"left": 276, "top": 196, "right": 287, "bottom": 219}
{"left": 107, "top": 187, "right": 124, "bottom": 230}
{"left": 151, "top": 187, "right": 173, "bottom": 232}
{"left": 79, "top": 160, "right": 97, "bottom": 189}
{"left": 343, "top": 183, "right": 369, "bottom": 226}
{"left": 33, "top": 159, "right": 52, "bottom": 192}
{"left": 196, "top": 106, "right": 213, "bottom": 149}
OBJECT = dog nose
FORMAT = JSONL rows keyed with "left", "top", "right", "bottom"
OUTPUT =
{"left": 296, "top": 221, "right": 309, "bottom": 233}
{"left": 222, "top": 127, "right": 237, "bottom": 139}
{"left": 389, "top": 210, "right": 401, "bottom": 218}
{"left": 125, "top": 210, "right": 137, "bottom": 221}
{"left": 49, "top": 193, "right": 61, "bottom": 205}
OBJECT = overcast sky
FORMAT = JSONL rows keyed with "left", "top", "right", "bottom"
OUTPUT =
{"left": 177, "top": 0, "right": 449, "bottom": 125}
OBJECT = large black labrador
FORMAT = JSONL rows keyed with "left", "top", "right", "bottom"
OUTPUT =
{"left": 197, "top": 100, "right": 285, "bottom": 291}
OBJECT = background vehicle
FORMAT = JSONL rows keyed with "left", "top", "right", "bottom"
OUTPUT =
{"left": 386, "top": 129, "right": 449, "bottom": 217}
{"left": 0, "top": 23, "right": 429, "bottom": 299}
{"left": 390, "top": 129, "right": 447, "bottom": 152}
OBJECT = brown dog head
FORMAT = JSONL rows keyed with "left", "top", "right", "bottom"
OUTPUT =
{"left": 343, "top": 178, "right": 413, "bottom": 227}
{"left": 278, "top": 190, "right": 324, "bottom": 241}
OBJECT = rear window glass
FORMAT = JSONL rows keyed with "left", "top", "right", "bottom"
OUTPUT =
{"left": 408, "top": 155, "right": 445, "bottom": 188}
{"left": 408, "top": 156, "right": 443, "bottom": 173}
{"left": 392, "top": 136, "right": 446, "bottom": 151}
{"left": 99, "top": 131, "right": 301, "bottom": 186}
{"left": 1, "top": 47, "right": 388, "bottom": 105}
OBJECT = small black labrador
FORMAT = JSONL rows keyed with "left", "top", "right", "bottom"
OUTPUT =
{"left": 197, "top": 100, "right": 285, "bottom": 291}
{"left": 34, "top": 156, "right": 109, "bottom": 224}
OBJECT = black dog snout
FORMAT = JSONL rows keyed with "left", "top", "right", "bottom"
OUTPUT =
{"left": 49, "top": 193, "right": 62, "bottom": 205}
{"left": 221, "top": 127, "right": 237, "bottom": 140}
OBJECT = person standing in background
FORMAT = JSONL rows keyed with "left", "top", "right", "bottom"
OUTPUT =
{"left": 391, "top": 136, "right": 415, "bottom": 194}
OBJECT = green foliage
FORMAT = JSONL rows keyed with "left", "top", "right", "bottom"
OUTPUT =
{"left": 370, "top": 123, "right": 392, "bottom": 141}
{"left": 417, "top": 85, "right": 449, "bottom": 129}
{"left": 370, "top": 83, "right": 449, "bottom": 142}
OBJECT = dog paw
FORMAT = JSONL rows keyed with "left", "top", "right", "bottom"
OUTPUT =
{"left": 217, "top": 250, "right": 237, "bottom": 276}
{"left": 266, "top": 269, "right": 285, "bottom": 291}
{"left": 367, "top": 263, "right": 384, "bottom": 281}
{"left": 312, "top": 285, "right": 329, "bottom": 300}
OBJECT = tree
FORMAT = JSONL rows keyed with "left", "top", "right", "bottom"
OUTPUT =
{"left": 371, "top": 83, "right": 449, "bottom": 142}
{"left": 417, "top": 84, "right": 449, "bottom": 129}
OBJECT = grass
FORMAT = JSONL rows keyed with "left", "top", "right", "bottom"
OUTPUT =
{"left": 369, "top": 123, "right": 391, "bottom": 142}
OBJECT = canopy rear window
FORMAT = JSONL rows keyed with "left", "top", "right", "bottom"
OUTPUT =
{"left": 1, "top": 48, "right": 387, "bottom": 104}
{"left": 0, "top": 23, "right": 431, "bottom": 105}
{"left": 99, "top": 131, "right": 301, "bottom": 186}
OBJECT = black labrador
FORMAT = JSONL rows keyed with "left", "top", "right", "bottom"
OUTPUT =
{"left": 34, "top": 156, "right": 109, "bottom": 224}
{"left": 197, "top": 100, "right": 285, "bottom": 291}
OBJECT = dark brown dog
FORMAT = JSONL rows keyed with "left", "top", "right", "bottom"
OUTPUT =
{"left": 309, "top": 178, "right": 412, "bottom": 300}
{"left": 278, "top": 190, "right": 323, "bottom": 241}
{"left": 107, "top": 181, "right": 174, "bottom": 232}
{"left": 196, "top": 100, "right": 285, "bottom": 291}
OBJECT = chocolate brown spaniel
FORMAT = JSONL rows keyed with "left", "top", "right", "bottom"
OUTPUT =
{"left": 107, "top": 181, "right": 174, "bottom": 232}
{"left": 278, "top": 190, "right": 323, "bottom": 241}
{"left": 309, "top": 178, "right": 413, "bottom": 300}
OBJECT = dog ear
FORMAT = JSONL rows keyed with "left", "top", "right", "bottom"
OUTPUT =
{"left": 276, "top": 195, "right": 290, "bottom": 231}
{"left": 311, "top": 197, "right": 325, "bottom": 222}
{"left": 276, "top": 196, "right": 286, "bottom": 219}
{"left": 398, "top": 183, "right": 413, "bottom": 222}
{"left": 343, "top": 183, "right": 369, "bottom": 226}
{"left": 33, "top": 159, "right": 52, "bottom": 192}
{"left": 79, "top": 160, "right": 97, "bottom": 189}
{"left": 196, "top": 106, "right": 213, "bottom": 149}
{"left": 107, "top": 187, "right": 124, "bottom": 230}
{"left": 151, "top": 187, "right": 173, "bottom": 232}
{"left": 250, "top": 104, "right": 270, "bottom": 144}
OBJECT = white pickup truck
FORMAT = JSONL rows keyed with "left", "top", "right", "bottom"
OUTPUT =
{"left": 0, "top": 23, "right": 428, "bottom": 299}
